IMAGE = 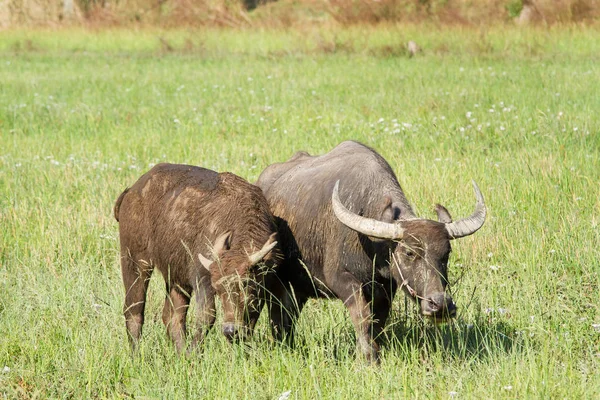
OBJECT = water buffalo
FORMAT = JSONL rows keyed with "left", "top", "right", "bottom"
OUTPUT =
{"left": 114, "top": 163, "right": 280, "bottom": 352}
{"left": 256, "top": 141, "right": 486, "bottom": 362}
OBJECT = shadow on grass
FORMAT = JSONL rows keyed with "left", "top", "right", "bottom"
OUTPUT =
{"left": 255, "top": 317, "right": 521, "bottom": 365}
{"left": 382, "top": 314, "right": 521, "bottom": 362}
{"left": 238, "top": 298, "right": 523, "bottom": 364}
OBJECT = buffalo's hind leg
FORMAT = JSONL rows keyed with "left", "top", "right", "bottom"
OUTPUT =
{"left": 162, "top": 286, "right": 191, "bottom": 354}
{"left": 121, "top": 253, "right": 153, "bottom": 353}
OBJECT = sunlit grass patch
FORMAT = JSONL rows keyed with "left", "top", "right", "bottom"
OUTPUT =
{"left": 1, "top": 26, "right": 599, "bottom": 398}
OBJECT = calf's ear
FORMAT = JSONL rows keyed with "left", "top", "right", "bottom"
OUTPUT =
{"left": 198, "top": 231, "right": 232, "bottom": 271}
{"left": 213, "top": 231, "right": 232, "bottom": 256}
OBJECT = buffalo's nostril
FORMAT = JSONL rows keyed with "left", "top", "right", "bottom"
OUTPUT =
{"left": 447, "top": 304, "right": 457, "bottom": 318}
{"left": 447, "top": 300, "right": 456, "bottom": 313}
{"left": 428, "top": 298, "right": 440, "bottom": 312}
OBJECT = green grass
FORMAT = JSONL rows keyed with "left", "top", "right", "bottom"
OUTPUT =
{"left": 1, "top": 26, "right": 599, "bottom": 398}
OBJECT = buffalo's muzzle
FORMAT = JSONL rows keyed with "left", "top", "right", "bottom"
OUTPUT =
{"left": 223, "top": 323, "right": 246, "bottom": 343}
{"left": 421, "top": 292, "right": 456, "bottom": 321}
{"left": 222, "top": 323, "right": 241, "bottom": 342}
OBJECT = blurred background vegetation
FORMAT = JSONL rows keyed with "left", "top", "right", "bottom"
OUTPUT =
{"left": 1, "top": 0, "right": 599, "bottom": 28}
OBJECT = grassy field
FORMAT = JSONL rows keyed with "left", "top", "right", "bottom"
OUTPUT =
{"left": 0, "top": 26, "right": 599, "bottom": 398}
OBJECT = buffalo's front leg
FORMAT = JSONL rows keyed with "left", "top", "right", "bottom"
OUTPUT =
{"left": 162, "top": 287, "right": 191, "bottom": 353}
{"left": 190, "top": 275, "right": 216, "bottom": 350}
{"left": 244, "top": 295, "right": 264, "bottom": 338}
{"left": 267, "top": 279, "right": 306, "bottom": 346}
{"left": 366, "top": 281, "right": 395, "bottom": 346}
{"left": 334, "top": 273, "right": 380, "bottom": 363}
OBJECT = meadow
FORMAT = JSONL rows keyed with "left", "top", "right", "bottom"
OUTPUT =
{"left": 0, "top": 26, "right": 599, "bottom": 398}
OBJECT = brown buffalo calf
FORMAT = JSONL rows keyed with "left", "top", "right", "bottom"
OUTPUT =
{"left": 114, "top": 163, "right": 280, "bottom": 352}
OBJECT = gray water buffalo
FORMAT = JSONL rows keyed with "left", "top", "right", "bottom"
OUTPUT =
{"left": 256, "top": 141, "right": 486, "bottom": 362}
{"left": 114, "top": 163, "right": 280, "bottom": 352}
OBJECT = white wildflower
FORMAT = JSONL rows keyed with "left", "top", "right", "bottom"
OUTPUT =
{"left": 278, "top": 390, "right": 292, "bottom": 400}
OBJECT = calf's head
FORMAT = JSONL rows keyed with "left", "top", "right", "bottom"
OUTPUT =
{"left": 199, "top": 232, "right": 279, "bottom": 340}
{"left": 332, "top": 181, "right": 486, "bottom": 322}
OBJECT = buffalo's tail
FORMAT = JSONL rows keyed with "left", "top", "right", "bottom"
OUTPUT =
{"left": 113, "top": 188, "right": 129, "bottom": 222}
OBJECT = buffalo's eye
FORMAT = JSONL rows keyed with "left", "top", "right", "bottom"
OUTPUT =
{"left": 405, "top": 249, "right": 415, "bottom": 258}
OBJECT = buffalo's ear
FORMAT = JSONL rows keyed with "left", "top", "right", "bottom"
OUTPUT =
{"left": 213, "top": 231, "right": 232, "bottom": 256}
{"left": 435, "top": 204, "right": 453, "bottom": 223}
{"left": 199, "top": 231, "right": 232, "bottom": 271}
{"left": 380, "top": 195, "right": 402, "bottom": 223}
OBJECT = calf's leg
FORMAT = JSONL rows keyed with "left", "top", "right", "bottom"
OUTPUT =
{"left": 190, "top": 276, "right": 216, "bottom": 350}
{"left": 121, "top": 254, "right": 152, "bottom": 352}
{"left": 162, "top": 287, "right": 191, "bottom": 353}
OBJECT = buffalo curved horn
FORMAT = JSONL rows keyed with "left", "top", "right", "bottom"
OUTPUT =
{"left": 198, "top": 231, "right": 232, "bottom": 271}
{"left": 444, "top": 181, "right": 487, "bottom": 239}
{"left": 248, "top": 233, "right": 278, "bottom": 266}
{"left": 198, "top": 252, "right": 213, "bottom": 271}
{"left": 331, "top": 180, "right": 405, "bottom": 240}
